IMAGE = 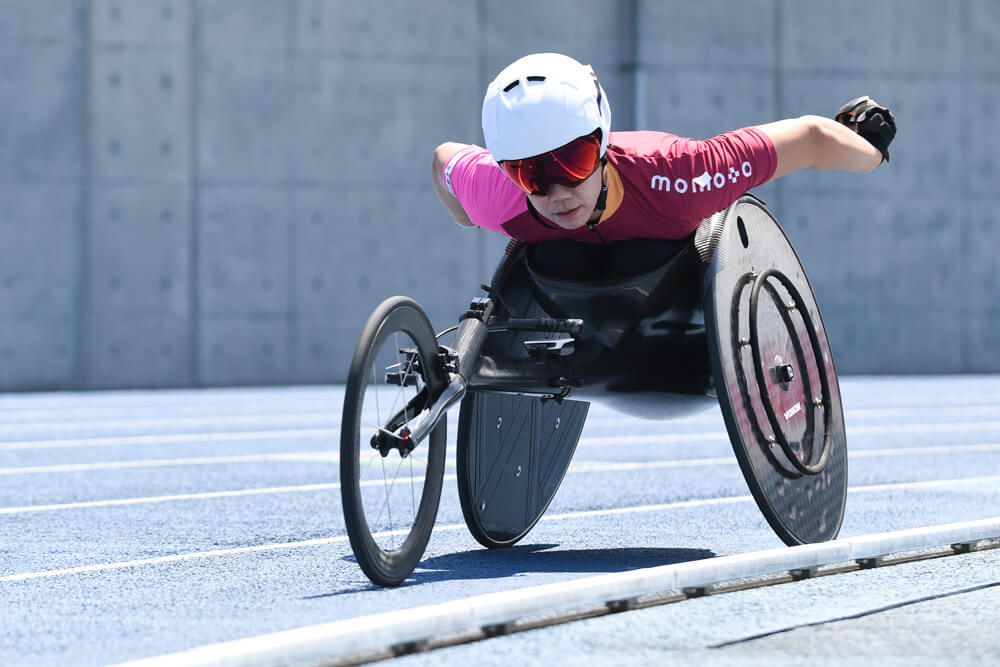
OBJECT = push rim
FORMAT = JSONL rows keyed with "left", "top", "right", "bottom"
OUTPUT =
{"left": 745, "top": 268, "right": 834, "bottom": 476}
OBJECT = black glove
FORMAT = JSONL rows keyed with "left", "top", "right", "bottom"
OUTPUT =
{"left": 835, "top": 96, "right": 896, "bottom": 163}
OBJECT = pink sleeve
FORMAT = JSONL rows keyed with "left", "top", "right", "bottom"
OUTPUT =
{"left": 441, "top": 145, "right": 525, "bottom": 235}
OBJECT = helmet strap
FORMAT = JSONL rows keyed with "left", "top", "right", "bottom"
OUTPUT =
{"left": 593, "top": 159, "right": 608, "bottom": 214}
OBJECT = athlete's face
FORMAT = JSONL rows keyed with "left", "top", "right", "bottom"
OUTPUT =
{"left": 527, "top": 165, "right": 604, "bottom": 230}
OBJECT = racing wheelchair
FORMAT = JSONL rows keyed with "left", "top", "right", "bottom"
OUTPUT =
{"left": 340, "top": 195, "right": 848, "bottom": 587}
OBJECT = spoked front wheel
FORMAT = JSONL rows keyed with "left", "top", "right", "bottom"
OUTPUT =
{"left": 341, "top": 296, "right": 447, "bottom": 587}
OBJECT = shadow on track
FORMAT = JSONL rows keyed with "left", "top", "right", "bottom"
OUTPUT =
{"left": 413, "top": 544, "right": 716, "bottom": 582}
{"left": 317, "top": 545, "right": 715, "bottom": 595}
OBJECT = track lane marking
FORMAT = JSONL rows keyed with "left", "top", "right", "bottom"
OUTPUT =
{"left": 575, "top": 421, "right": 1000, "bottom": 447}
{"left": 5, "top": 439, "right": 1000, "bottom": 477}
{"left": 0, "top": 496, "right": 754, "bottom": 582}
{"left": 7, "top": 417, "right": 1000, "bottom": 452}
{"left": 0, "top": 452, "right": 340, "bottom": 475}
{"left": 2, "top": 402, "right": 1000, "bottom": 431}
{"left": 0, "top": 429, "right": 338, "bottom": 451}
{"left": 0, "top": 452, "right": 733, "bottom": 476}
{"left": 2, "top": 475, "right": 999, "bottom": 582}
{"left": 0, "top": 474, "right": 451, "bottom": 514}
{"left": 4, "top": 443, "right": 1000, "bottom": 514}
{"left": 0, "top": 483, "right": 343, "bottom": 513}
{"left": 0, "top": 413, "right": 340, "bottom": 433}
{"left": 2, "top": 403, "right": 999, "bottom": 435}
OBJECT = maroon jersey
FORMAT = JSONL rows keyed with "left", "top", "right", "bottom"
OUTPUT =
{"left": 442, "top": 128, "right": 777, "bottom": 243}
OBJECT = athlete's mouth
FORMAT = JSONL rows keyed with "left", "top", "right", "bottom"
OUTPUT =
{"left": 554, "top": 206, "right": 581, "bottom": 218}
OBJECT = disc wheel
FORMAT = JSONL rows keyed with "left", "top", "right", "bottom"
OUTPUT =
{"left": 705, "top": 197, "right": 847, "bottom": 546}
{"left": 340, "top": 296, "right": 447, "bottom": 587}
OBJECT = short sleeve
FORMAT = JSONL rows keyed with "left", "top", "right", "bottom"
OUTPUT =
{"left": 670, "top": 127, "right": 777, "bottom": 219}
{"left": 441, "top": 145, "right": 526, "bottom": 234}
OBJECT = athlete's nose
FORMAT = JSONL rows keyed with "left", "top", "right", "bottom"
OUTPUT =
{"left": 546, "top": 183, "right": 573, "bottom": 201}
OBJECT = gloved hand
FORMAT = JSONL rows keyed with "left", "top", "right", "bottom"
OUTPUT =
{"left": 835, "top": 96, "right": 896, "bottom": 163}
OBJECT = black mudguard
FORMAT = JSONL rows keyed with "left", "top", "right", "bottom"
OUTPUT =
{"left": 457, "top": 391, "right": 589, "bottom": 548}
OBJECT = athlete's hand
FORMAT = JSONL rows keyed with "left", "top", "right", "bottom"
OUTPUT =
{"left": 835, "top": 96, "right": 896, "bottom": 163}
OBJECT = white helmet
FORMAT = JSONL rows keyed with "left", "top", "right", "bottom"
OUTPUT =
{"left": 482, "top": 53, "right": 612, "bottom": 162}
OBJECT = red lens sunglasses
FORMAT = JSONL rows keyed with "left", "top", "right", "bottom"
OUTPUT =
{"left": 499, "top": 132, "right": 602, "bottom": 196}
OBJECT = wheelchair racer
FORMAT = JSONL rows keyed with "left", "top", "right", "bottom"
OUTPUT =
{"left": 432, "top": 52, "right": 894, "bottom": 274}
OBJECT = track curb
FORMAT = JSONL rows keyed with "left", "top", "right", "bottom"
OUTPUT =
{"left": 115, "top": 517, "right": 1000, "bottom": 667}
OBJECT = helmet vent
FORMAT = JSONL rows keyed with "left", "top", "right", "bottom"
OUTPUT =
{"left": 502, "top": 76, "right": 548, "bottom": 93}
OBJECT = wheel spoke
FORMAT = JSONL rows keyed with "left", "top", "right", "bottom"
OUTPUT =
{"left": 373, "top": 454, "right": 415, "bottom": 551}
{"left": 387, "top": 332, "right": 410, "bottom": 422}
{"left": 410, "top": 456, "right": 416, "bottom": 517}
{"left": 378, "top": 455, "right": 394, "bottom": 549}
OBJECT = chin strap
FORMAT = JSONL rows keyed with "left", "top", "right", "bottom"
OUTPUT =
{"left": 593, "top": 159, "right": 608, "bottom": 214}
{"left": 586, "top": 160, "right": 609, "bottom": 244}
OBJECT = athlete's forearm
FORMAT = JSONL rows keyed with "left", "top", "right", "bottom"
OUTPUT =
{"left": 756, "top": 115, "right": 881, "bottom": 180}
{"left": 808, "top": 115, "right": 882, "bottom": 171}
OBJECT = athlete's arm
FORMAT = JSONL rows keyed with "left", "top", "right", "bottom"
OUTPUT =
{"left": 755, "top": 115, "right": 882, "bottom": 180}
{"left": 432, "top": 142, "right": 475, "bottom": 227}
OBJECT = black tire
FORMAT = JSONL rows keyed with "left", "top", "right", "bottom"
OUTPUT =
{"left": 340, "top": 296, "right": 447, "bottom": 587}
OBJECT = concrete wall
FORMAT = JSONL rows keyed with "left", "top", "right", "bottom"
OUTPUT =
{"left": 0, "top": 0, "right": 997, "bottom": 389}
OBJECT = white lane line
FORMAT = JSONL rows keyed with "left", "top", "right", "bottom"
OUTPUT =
{"left": 0, "top": 452, "right": 339, "bottom": 475}
{"left": 3, "top": 475, "right": 999, "bottom": 582}
{"left": 0, "top": 453, "right": 730, "bottom": 477}
{"left": 849, "top": 476, "right": 1000, "bottom": 494}
{"left": 851, "top": 443, "right": 1000, "bottom": 458}
{"left": 10, "top": 437, "right": 1000, "bottom": 477}
{"left": 0, "top": 458, "right": 743, "bottom": 513}
{"left": 582, "top": 404, "right": 1000, "bottom": 424}
{"left": 0, "top": 474, "right": 448, "bottom": 515}
{"left": 0, "top": 407, "right": 978, "bottom": 437}
{"left": 572, "top": 443, "right": 1000, "bottom": 473}
{"left": 850, "top": 421, "right": 1000, "bottom": 435}
{"left": 0, "top": 413, "right": 340, "bottom": 433}
{"left": 0, "top": 396, "right": 995, "bottom": 427}
{"left": 0, "top": 536, "right": 358, "bottom": 583}
{"left": 575, "top": 421, "right": 1000, "bottom": 447}
{"left": 0, "top": 395, "right": 1000, "bottom": 432}
{"left": 0, "top": 473, "right": 451, "bottom": 515}
{"left": 0, "top": 484, "right": 342, "bottom": 514}
{"left": 0, "top": 428, "right": 337, "bottom": 451}
{"left": 3, "top": 448, "right": 996, "bottom": 515}
{"left": 4, "top": 417, "right": 1000, "bottom": 453}
{"left": 357, "top": 420, "right": 993, "bottom": 450}
{"left": 0, "top": 496, "right": 752, "bottom": 582}
{"left": 0, "top": 428, "right": 722, "bottom": 452}
{"left": 846, "top": 405, "right": 1000, "bottom": 419}
{"left": 4, "top": 440, "right": 1000, "bottom": 483}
